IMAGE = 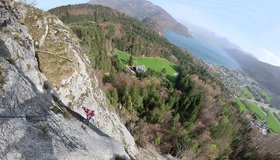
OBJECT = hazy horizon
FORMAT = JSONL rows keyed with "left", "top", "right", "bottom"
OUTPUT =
{"left": 150, "top": 0, "right": 280, "bottom": 66}
{"left": 35, "top": 0, "right": 280, "bottom": 66}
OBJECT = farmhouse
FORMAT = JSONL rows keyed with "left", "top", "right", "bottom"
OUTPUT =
{"left": 135, "top": 65, "right": 146, "bottom": 73}
{"left": 251, "top": 120, "right": 269, "bottom": 135}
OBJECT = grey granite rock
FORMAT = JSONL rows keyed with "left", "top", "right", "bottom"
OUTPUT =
{"left": 0, "top": 1, "right": 133, "bottom": 159}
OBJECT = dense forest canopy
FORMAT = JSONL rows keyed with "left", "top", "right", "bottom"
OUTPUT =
{"left": 49, "top": 4, "right": 277, "bottom": 159}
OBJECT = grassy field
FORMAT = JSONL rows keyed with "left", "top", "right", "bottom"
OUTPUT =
{"left": 116, "top": 50, "right": 178, "bottom": 81}
{"left": 260, "top": 89, "right": 271, "bottom": 102}
{"left": 241, "top": 87, "right": 254, "bottom": 99}
{"left": 245, "top": 101, "right": 267, "bottom": 121}
{"left": 275, "top": 113, "right": 280, "bottom": 125}
{"left": 265, "top": 110, "right": 280, "bottom": 133}
{"left": 235, "top": 99, "right": 249, "bottom": 112}
{"left": 242, "top": 100, "right": 280, "bottom": 133}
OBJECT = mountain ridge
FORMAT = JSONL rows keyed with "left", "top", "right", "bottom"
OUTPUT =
{"left": 49, "top": 4, "right": 280, "bottom": 159}
{"left": 183, "top": 22, "right": 280, "bottom": 108}
{"left": 1, "top": 1, "right": 280, "bottom": 159}
{"left": 87, "top": 0, "right": 191, "bottom": 37}
{"left": 225, "top": 48, "right": 280, "bottom": 108}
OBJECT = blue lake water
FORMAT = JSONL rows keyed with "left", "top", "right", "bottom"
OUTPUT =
{"left": 164, "top": 31, "right": 240, "bottom": 69}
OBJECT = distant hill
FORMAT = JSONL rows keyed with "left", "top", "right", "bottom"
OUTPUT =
{"left": 184, "top": 22, "right": 280, "bottom": 107}
{"left": 185, "top": 22, "right": 241, "bottom": 50}
{"left": 49, "top": 5, "right": 270, "bottom": 159}
{"left": 225, "top": 48, "right": 280, "bottom": 107}
{"left": 49, "top": 4, "right": 197, "bottom": 72}
{"left": 87, "top": 0, "right": 191, "bottom": 37}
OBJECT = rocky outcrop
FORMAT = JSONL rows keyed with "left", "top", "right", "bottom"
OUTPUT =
{"left": 0, "top": 0, "right": 137, "bottom": 159}
{"left": 0, "top": 55, "right": 129, "bottom": 159}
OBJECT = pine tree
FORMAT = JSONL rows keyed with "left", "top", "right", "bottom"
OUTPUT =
{"left": 170, "top": 113, "right": 180, "bottom": 133}
{"left": 131, "top": 87, "right": 143, "bottom": 111}
{"left": 160, "top": 68, "right": 167, "bottom": 78}
{"left": 126, "top": 95, "right": 133, "bottom": 111}
{"left": 128, "top": 54, "right": 134, "bottom": 66}
{"left": 110, "top": 88, "right": 119, "bottom": 107}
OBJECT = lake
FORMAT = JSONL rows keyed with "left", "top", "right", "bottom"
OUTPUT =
{"left": 164, "top": 31, "right": 240, "bottom": 69}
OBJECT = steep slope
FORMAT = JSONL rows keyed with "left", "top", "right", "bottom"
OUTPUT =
{"left": 182, "top": 22, "right": 280, "bottom": 107}
{"left": 2, "top": 2, "right": 275, "bottom": 159}
{"left": 48, "top": 4, "right": 197, "bottom": 73}
{"left": 88, "top": 0, "right": 191, "bottom": 37}
{"left": 225, "top": 48, "right": 280, "bottom": 108}
{"left": 48, "top": 4, "right": 280, "bottom": 160}
{"left": 0, "top": 0, "right": 138, "bottom": 159}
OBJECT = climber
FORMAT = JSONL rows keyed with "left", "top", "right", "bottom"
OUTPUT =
{"left": 82, "top": 107, "right": 94, "bottom": 123}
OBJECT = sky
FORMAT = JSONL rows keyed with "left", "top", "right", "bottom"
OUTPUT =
{"left": 149, "top": 0, "right": 280, "bottom": 66}
{"left": 35, "top": 0, "right": 280, "bottom": 66}
{"left": 35, "top": 0, "right": 88, "bottom": 11}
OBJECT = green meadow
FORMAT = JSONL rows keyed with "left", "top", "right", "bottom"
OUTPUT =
{"left": 237, "top": 99, "right": 280, "bottom": 134}
{"left": 116, "top": 50, "right": 178, "bottom": 81}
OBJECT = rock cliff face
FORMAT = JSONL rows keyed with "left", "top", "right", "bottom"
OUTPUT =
{"left": 0, "top": 0, "right": 137, "bottom": 159}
